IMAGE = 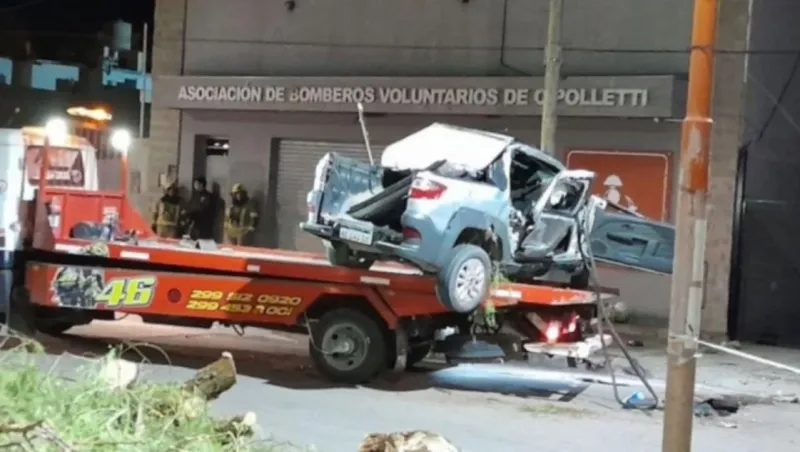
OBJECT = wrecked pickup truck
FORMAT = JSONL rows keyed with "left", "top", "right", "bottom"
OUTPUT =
{"left": 300, "top": 123, "right": 605, "bottom": 313}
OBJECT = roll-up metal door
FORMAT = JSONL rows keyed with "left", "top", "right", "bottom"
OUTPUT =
{"left": 276, "top": 140, "right": 384, "bottom": 252}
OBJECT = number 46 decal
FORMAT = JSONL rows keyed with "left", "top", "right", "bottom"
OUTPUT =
{"left": 96, "top": 276, "right": 157, "bottom": 307}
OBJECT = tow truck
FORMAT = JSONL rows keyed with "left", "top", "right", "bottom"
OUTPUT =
{"left": 1, "top": 119, "right": 617, "bottom": 384}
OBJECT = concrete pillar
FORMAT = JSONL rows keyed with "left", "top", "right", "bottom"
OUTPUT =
{"left": 11, "top": 60, "right": 33, "bottom": 88}
{"left": 145, "top": 0, "right": 187, "bottom": 214}
{"left": 702, "top": 0, "right": 752, "bottom": 337}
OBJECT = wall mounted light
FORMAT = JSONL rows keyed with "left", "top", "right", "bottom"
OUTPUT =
{"left": 284, "top": 0, "right": 296, "bottom": 11}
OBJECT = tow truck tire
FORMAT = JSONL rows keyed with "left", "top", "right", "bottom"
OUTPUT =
{"left": 309, "top": 308, "right": 389, "bottom": 384}
{"left": 325, "top": 242, "right": 376, "bottom": 269}
{"left": 437, "top": 245, "right": 492, "bottom": 313}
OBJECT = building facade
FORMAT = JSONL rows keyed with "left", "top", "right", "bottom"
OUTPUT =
{"left": 147, "top": 0, "right": 756, "bottom": 337}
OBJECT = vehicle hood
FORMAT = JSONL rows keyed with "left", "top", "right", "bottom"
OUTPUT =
{"left": 380, "top": 123, "right": 516, "bottom": 171}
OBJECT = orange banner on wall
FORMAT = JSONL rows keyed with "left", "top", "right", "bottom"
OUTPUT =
{"left": 566, "top": 150, "right": 672, "bottom": 221}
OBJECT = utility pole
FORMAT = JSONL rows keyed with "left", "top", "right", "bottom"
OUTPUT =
{"left": 138, "top": 22, "right": 149, "bottom": 139}
{"left": 540, "top": 0, "right": 563, "bottom": 155}
{"left": 662, "top": 0, "right": 718, "bottom": 451}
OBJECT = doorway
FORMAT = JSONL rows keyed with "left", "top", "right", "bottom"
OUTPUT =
{"left": 203, "top": 136, "right": 229, "bottom": 242}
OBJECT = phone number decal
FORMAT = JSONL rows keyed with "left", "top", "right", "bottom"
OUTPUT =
{"left": 185, "top": 290, "right": 302, "bottom": 317}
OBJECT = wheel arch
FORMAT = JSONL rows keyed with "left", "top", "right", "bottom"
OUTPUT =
{"left": 441, "top": 208, "right": 510, "bottom": 263}
{"left": 453, "top": 227, "right": 504, "bottom": 261}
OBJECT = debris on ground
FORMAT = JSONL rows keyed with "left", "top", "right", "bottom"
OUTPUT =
{"left": 622, "top": 391, "right": 657, "bottom": 409}
{"left": 694, "top": 397, "right": 741, "bottom": 418}
{"left": 359, "top": 430, "right": 460, "bottom": 452}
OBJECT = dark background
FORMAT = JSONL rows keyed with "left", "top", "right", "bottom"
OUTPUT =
{"left": 0, "top": 0, "right": 154, "bottom": 64}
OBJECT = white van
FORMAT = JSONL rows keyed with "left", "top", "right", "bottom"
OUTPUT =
{"left": 0, "top": 128, "right": 101, "bottom": 248}
{"left": 0, "top": 127, "right": 104, "bottom": 317}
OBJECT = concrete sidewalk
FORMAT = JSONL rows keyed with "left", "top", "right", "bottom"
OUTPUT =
{"left": 615, "top": 339, "right": 800, "bottom": 402}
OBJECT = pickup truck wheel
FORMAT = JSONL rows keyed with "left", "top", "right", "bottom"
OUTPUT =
{"left": 437, "top": 245, "right": 492, "bottom": 313}
{"left": 308, "top": 308, "right": 388, "bottom": 384}
{"left": 325, "top": 242, "right": 375, "bottom": 269}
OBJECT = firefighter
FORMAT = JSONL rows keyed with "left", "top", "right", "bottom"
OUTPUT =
{"left": 224, "top": 183, "right": 259, "bottom": 246}
{"left": 151, "top": 181, "right": 183, "bottom": 238}
{"left": 183, "top": 176, "right": 215, "bottom": 240}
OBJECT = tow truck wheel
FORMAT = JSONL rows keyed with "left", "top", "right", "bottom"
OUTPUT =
{"left": 325, "top": 242, "right": 376, "bottom": 269}
{"left": 309, "top": 308, "right": 389, "bottom": 384}
{"left": 437, "top": 245, "right": 492, "bottom": 313}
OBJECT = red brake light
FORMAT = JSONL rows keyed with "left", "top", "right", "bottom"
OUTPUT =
{"left": 409, "top": 178, "right": 447, "bottom": 200}
{"left": 545, "top": 322, "right": 561, "bottom": 343}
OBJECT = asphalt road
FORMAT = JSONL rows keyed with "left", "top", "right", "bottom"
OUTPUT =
{"left": 8, "top": 318, "right": 800, "bottom": 452}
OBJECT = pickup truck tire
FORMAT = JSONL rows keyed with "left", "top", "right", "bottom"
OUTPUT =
{"left": 437, "top": 245, "right": 492, "bottom": 313}
{"left": 325, "top": 242, "right": 375, "bottom": 269}
{"left": 308, "top": 308, "right": 389, "bottom": 384}
{"left": 346, "top": 175, "right": 413, "bottom": 224}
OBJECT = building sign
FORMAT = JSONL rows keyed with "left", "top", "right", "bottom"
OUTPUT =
{"left": 177, "top": 85, "right": 650, "bottom": 109}
{"left": 566, "top": 150, "right": 672, "bottom": 221}
{"left": 155, "top": 75, "right": 681, "bottom": 118}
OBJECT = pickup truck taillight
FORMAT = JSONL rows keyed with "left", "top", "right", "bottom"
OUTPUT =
{"left": 409, "top": 177, "right": 447, "bottom": 200}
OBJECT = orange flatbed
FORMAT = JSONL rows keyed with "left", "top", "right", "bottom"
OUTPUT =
{"left": 15, "top": 185, "right": 615, "bottom": 383}
{"left": 26, "top": 237, "right": 605, "bottom": 329}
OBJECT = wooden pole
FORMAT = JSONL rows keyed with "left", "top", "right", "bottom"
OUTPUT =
{"left": 662, "top": 0, "right": 718, "bottom": 451}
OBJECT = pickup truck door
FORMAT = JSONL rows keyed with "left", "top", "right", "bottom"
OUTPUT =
{"left": 592, "top": 219, "right": 674, "bottom": 274}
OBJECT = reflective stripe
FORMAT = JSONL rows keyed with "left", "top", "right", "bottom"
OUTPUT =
{"left": 156, "top": 202, "right": 181, "bottom": 226}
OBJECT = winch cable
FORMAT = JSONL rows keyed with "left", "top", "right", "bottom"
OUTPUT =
{"left": 576, "top": 221, "right": 660, "bottom": 410}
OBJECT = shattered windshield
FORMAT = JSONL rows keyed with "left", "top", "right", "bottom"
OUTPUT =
{"left": 510, "top": 151, "right": 559, "bottom": 195}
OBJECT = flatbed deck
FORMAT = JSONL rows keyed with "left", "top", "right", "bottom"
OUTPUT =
{"left": 15, "top": 189, "right": 616, "bottom": 383}
{"left": 38, "top": 238, "right": 608, "bottom": 320}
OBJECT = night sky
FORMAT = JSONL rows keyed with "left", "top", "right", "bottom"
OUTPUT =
{"left": 2, "top": 0, "right": 154, "bottom": 34}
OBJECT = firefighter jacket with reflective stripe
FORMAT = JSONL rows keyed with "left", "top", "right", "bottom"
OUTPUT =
{"left": 154, "top": 200, "right": 182, "bottom": 226}
{"left": 225, "top": 203, "right": 258, "bottom": 233}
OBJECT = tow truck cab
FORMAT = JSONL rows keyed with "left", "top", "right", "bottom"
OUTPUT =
{"left": 0, "top": 129, "right": 25, "bottom": 319}
{"left": 0, "top": 127, "right": 103, "bottom": 319}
